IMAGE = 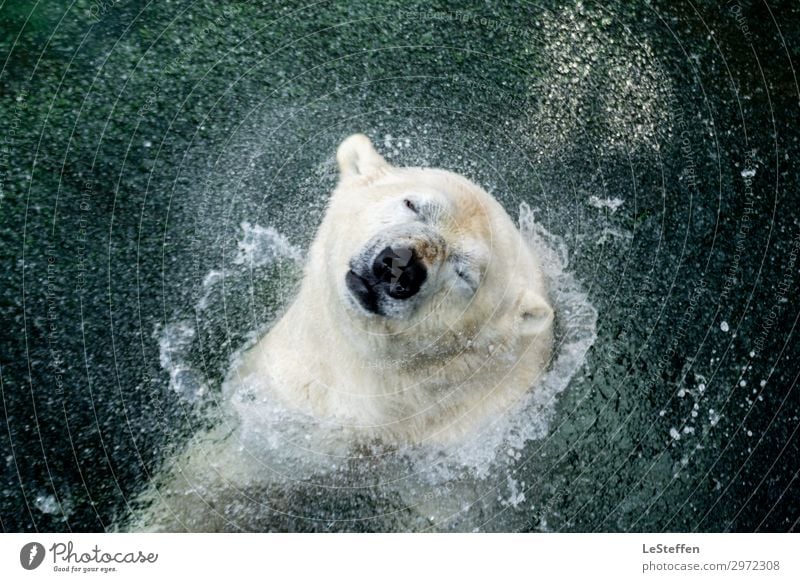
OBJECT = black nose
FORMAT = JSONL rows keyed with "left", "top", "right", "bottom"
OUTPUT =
{"left": 372, "top": 245, "right": 427, "bottom": 299}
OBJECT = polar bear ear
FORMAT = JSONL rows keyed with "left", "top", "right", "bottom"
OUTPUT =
{"left": 336, "top": 133, "right": 390, "bottom": 180}
{"left": 517, "top": 291, "right": 554, "bottom": 336}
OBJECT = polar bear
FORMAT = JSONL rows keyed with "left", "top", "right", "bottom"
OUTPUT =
{"left": 131, "top": 134, "right": 554, "bottom": 531}
{"left": 234, "top": 133, "right": 554, "bottom": 443}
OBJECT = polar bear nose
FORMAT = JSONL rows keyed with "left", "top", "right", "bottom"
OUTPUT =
{"left": 372, "top": 245, "right": 427, "bottom": 299}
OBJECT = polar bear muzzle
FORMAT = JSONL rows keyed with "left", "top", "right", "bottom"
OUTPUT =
{"left": 373, "top": 245, "right": 427, "bottom": 299}
{"left": 346, "top": 243, "right": 427, "bottom": 315}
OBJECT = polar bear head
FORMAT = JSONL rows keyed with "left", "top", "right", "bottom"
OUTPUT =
{"left": 307, "top": 134, "right": 553, "bottom": 364}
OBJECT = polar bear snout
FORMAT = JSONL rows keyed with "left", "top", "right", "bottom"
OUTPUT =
{"left": 346, "top": 243, "right": 428, "bottom": 315}
{"left": 372, "top": 245, "right": 427, "bottom": 299}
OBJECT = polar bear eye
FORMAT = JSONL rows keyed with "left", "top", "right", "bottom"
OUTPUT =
{"left": 454, "top": 265, "right": 478, "bottom": 292}
{"left": 403, "top": 198, "right": 418, "bottom": 213}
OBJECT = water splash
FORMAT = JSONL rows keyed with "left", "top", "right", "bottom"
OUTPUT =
{"left": 233, "top": 221, "right": 303, "bottom": 267}
{"left": 157, "top": 222, "right": 304, "bottom": 402}
{"left": 156, "top": 320, "right": 205, "bottom": 402}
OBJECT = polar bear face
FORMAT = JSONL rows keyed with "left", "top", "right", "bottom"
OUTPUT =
{"left": 308, "top": 134, "right": 553, "bottom": 363}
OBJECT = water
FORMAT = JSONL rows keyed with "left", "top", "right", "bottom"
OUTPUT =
{"left": 1, "top": 1, "right": 798, "bottom": 532}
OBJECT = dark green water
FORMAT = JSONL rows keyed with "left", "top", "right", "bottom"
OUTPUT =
{"left": 1, "top": 0, "right": 798, "bottom": 532}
